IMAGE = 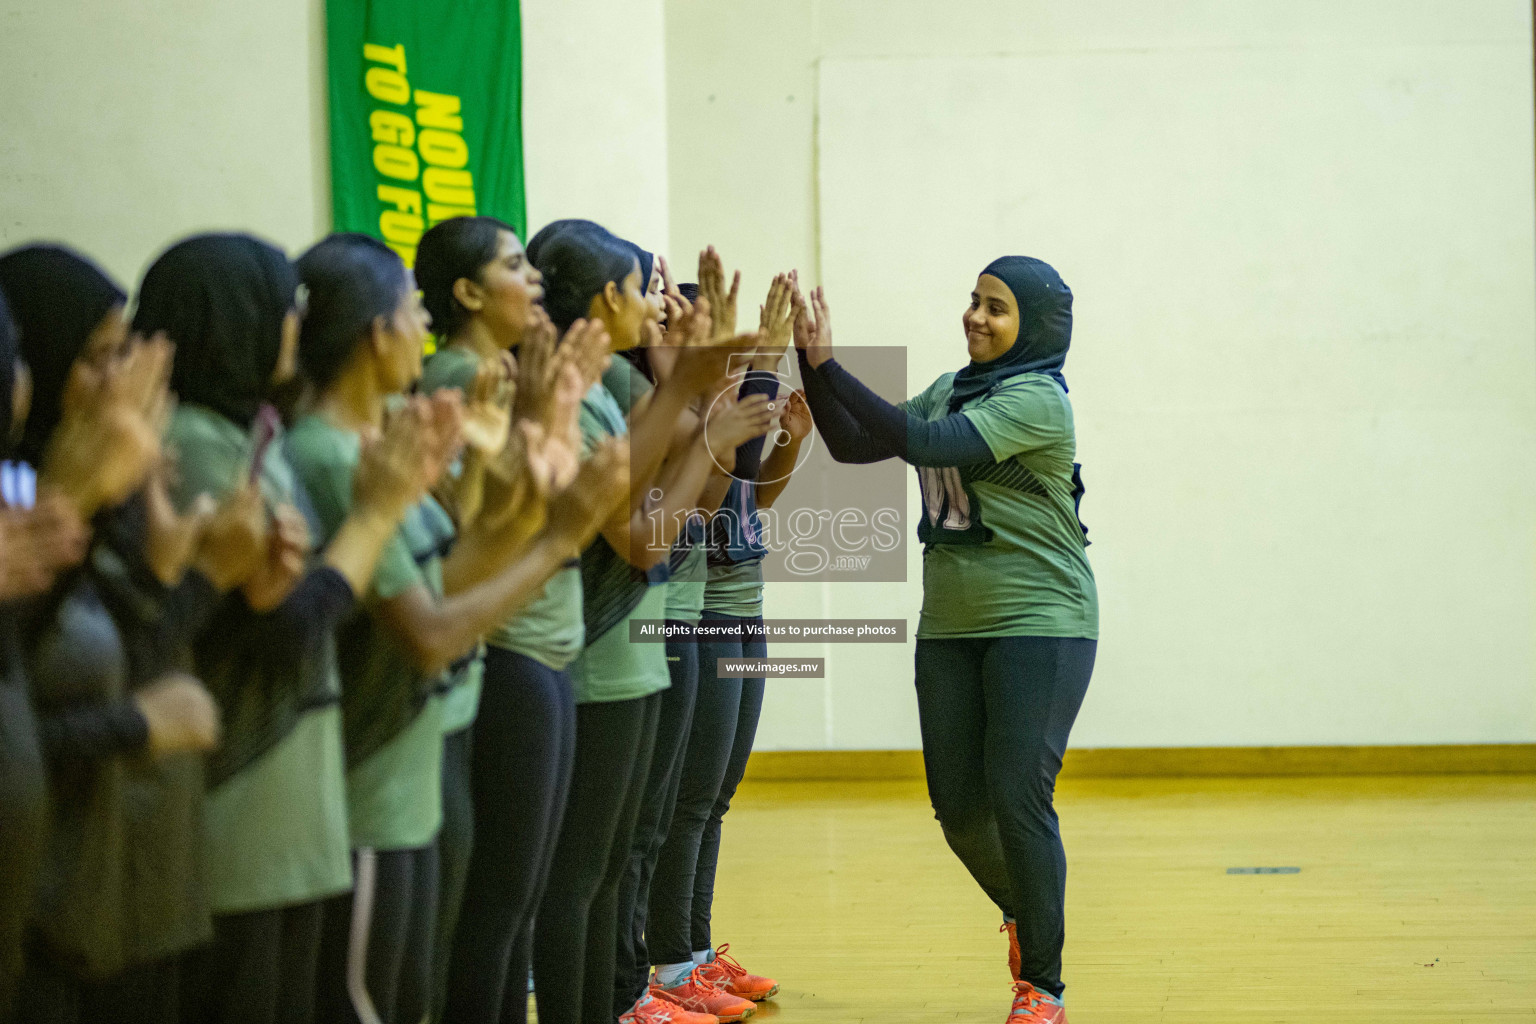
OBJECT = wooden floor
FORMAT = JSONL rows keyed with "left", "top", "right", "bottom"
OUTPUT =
{"left": 701, "top": 775, "right": 1536, "bottom": 1022}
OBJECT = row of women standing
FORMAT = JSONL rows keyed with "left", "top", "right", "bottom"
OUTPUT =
{"left": 0, "top": 216, "right": 797, "bottom": 1024}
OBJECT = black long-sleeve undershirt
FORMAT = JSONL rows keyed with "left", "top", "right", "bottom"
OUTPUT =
{"left": 795, "top": 350, "right": 896, "bottom": 464}
{"left": 798, "top": 351, "right": 996, "bottom": 467}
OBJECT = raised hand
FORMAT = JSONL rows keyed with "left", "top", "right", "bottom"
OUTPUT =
{"left": 461, "top": 355, "right": 514, "bottom": 456}
{"left": 543, "top": 437, "right": 631, "bottom": 554}
{"left": 42, "top": 334, "right": 174, "bottom": 517}
{"left": 703, "top": 390, "right": 776, "bottom": 462}
{"left": 792, "top": 274, "right": 833, "bottom": 369}
{"left": 421, "top": 388, "right": 467, "bottom": 488}
{"left": 355, "top": 399, "right": 443, "bottom": 516}
{"left": 780, "top": 387, "right": 814, "bottom": 442}
{"left": 671, "top": 321, "right": 762, "bottom": 398}
{"left": 698, "top": 246, "right": 741, "bottom": 342}
{"left": 0, "top": 495, "right": 89, "bottom": 601}
{"left": 193, "top": 482, "right": 271, "bottom": 594}
{"left": 133, "top": 673, "right": 222, "bottom": 757}
{"left": 144, "top": 464, "right": 215, "bottom": 587}
{"left": 756, "top": 272, "right": 795, "bottom": 369}
{"left": 240, "top": 501, "right": 308, "bottom": 612}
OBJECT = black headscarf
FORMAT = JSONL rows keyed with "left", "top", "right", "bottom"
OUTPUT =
{"left": 0, "top": 245, "right": 127, "bottom": 465}
{"left": 0, "top": 291, "right": 17, "bottom": 454}
{"left": 133, "top": 234, "right": 298, "bottom": 427}
{"left": 947, "top": 255, "right": 1072, "bottom": 413}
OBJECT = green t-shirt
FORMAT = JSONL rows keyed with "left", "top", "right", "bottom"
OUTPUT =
{"left": 901, "top": 372, "right": 1098, "bottom": 640}
{"left": 701, "top": 559, "right": 764, "bottom": 618}
{"left": 424, "top": 344, "right": 586, "bottom": 670}
{"left": 163, "top": 404, "right": 352, "bottom": 911}
{"left": 419, "top": 346, "right": 494, "bottom": 732}
{"left": 569, "top": 382, "right": 671, "bottom": 704}
{"left": 286, "top": 414, "right": 447, "bottom": 851}
{"left": 665, "top": 542, "right": 708, "bottom": 623}
{"left": 199, "top": 707, "right": 352, "bottom": 913}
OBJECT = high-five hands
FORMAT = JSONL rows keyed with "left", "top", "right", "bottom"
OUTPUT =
{"left": 791, "top": 273, "right": 833, "bottom": 370}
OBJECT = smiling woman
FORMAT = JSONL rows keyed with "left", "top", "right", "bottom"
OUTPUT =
{"left": 791, "top": 258, "right": 1096, "bottom": 1024}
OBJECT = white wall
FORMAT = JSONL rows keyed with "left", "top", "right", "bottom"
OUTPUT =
{"left": 0, "top": 0, "right": 330, "bottom": 287}
{"left": 0, "top": 0, "right": 668, "bottom": 285}
{"left": 522, "top": 0, "right": 670, "bottom": 252}
{"left": 666, "top": 0, "right": 1536, "bottom": 751}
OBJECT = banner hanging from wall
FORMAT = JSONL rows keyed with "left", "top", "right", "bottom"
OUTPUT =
{"left": 325, "top": 0, "right": 525, "bottom": 268}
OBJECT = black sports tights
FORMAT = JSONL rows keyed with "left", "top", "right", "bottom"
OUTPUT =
{"left": 179, "top": 902, "right": 325, "bottom": 1024}
{"left": 612, "top": 634, "right": 701, "bottom": 1013}
{"left": 314, "top": 845, "right": 439, "bottom": 1024}
{"left": 442, "top": 648, "right": 575, "bottom": 1024}
{"left": 913, "top": 635, "right": 1095, "bottom": 999}
{"left": 430, "top": 724, "right": 474, "bottom": 1022}
{"left": 646, "top": 613, "right": 765, "bottom": 966}
{"left": 530, "top": 692, "right": 660, "bottom": 1024}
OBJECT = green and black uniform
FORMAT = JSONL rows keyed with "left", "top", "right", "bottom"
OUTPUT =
{"left": 435, "top": 343, "right": 587, "bottom": 1023}
{"left": 415, "top": 347, "right": 489, "bottom": 1020}
{"left": 798, "top": 255, "right": 1096, "bottom": 1002}
{"left": 287, "top": 413, "right": 449, "bottom": 1024}
{"left": 532, "top": 377, "right": 670, "bottom": 1024}
{"left": 165, "top": 404, "right": 355, "bottom": 1024}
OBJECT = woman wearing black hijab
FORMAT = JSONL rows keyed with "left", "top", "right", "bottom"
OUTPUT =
{"left": 0, "top": 244, "right": 263, "bottom": 1024}
{"left": 134, "top": 233, "right": 440, "bottom": 1024}
{"left": 791, "top": 259, "right": 1097, "bottom": 1024}
{"left": 0, "top": 289, "right": 58, "bottom": 1024}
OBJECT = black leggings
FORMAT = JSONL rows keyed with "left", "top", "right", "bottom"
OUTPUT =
{"left": 443, "top": 649, "right": 575, "bottom": 1024}
{"left": 647, "top": 613, "right": 765, "bottom": 965}
{"left": 913, "top": 635, "right": 1095, "bottom": 999}
{"left": 612, "top": 635, "right": 701, "bottom": 1013}
{"left": 179, "top": 902, "right": 325, "bottom": 1024}
{"left": 16, "top": 941, "right": 179, "bottom": 1024}
{"left": 431, "top": 725, "right": 475, "bottom": 1022}
{"left": 531, "top": 692, "right": 661, "bottom": 1024}
{"left": 315, "top": 845, "right": 440, "bottom": 1024}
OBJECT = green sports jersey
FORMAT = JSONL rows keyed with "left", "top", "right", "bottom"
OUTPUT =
{"left": 424, "top": 343, "right": 586, "bottom": 670}
{"left": 701, "top": 559, "right": 764, "bottom": 618}
{"left": 164, "top": 404, "right": 352, "bottom": 911}
{"left": 902, "top": 372, "right": 1098, "bottom": 640}
{"left": 418, "top": 345, "right": 491, "bottom": 731}
{"left": 286, "top": 414, "right": 448, "bottom": 851}
{"left": 665, "top": 542, "right": 708, "bottom": 623}
{"left": 570, "top": 382, "right": 671, "bottom": 704}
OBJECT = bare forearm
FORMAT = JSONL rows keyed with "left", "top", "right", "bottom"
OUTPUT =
{"left": 322, "top": 504, "right": 410, "bottom": 596}
{"left": 757, "top": 437, "right": 804, "bottom": 509}
{"left": 440, "top": 507, "right": 545, "bottom": 595}
{"left": 624, "top": 379, "right": 692, "bottom": 499}
{"left": 388, "top": 534, "right": 574, "bottom": 675}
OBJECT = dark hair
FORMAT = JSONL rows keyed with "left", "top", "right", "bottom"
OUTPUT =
{"left": 414, "top": 216, "right": 518, "bottom": 339}
{"left": 526, "top": 220, "right": 638, "bottom": 332}
{"left": 294, "top": 233, "right": 411, "bottom": 392}
{"left": 135, "top": 233, "right": 298, "bottom": 427}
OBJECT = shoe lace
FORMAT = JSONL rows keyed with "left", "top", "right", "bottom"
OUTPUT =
{"left": 688, "top": 964, "right": 731, "bottom": 993}
{"left": 632, "top": 995, "right": 677, "bottom": 1023}
{"left": 1009, "top": 982, "right": 1050, "bottom": 1021}
{"left": 705, "top": 942, "right": 749, "bottom": 980}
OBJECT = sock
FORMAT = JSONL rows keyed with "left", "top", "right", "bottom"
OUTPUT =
{"left": 692, "top": 948, "right": 714, "bottom": 966}
{"left": 656, "top": 961, "right": 694, "bottom": 988}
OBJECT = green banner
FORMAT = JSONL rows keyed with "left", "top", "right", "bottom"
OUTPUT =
{"left": 325, "top": 0, "right": 525, "bottom": 268}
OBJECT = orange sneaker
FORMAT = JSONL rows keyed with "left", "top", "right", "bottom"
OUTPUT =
{"left": 694, "top": 943, "right": 779, "bottom": 1001}
{"left": 621, "top": 993, "right": 719, "bottom": 1024}
{"left": 1007, "top": 981, "right": 1067, "bottom": 1023}
{"left": 1000, "top": 921, "right": 1021, "bottom": 981}
{"left": 651, "top": 968, "right": 755, "bottom": 1022}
